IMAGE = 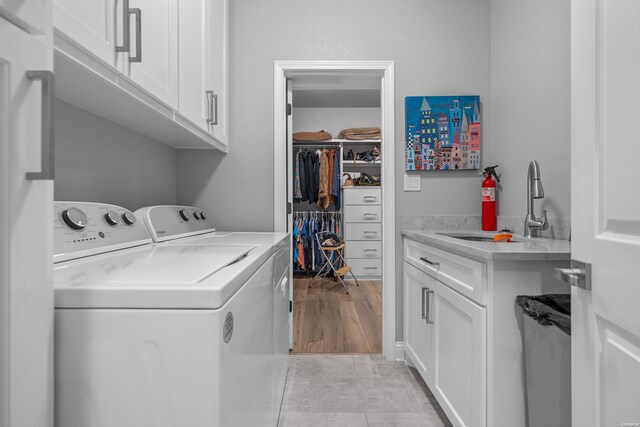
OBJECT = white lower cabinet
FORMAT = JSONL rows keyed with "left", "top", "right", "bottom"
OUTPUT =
{"left": 404, "top": 260, "right": 485, "bottom": 427}
{"left": 433, "top": 280, "right": 486, "bottom": 427}
{"left": 403, "top": 236, "right": 569, "bottom": 427}
{"left": 404, "top": 262, "right": 435, "bottom": 384}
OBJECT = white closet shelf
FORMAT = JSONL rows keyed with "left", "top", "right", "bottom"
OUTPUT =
{"left": 343, "top": 160, "right": 382, "bottom": 166}
{"left": 292, "top": 139, "right": 380, "bottom": 144}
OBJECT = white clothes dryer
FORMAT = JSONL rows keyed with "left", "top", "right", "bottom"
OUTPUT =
{"left": 54, "top": 202, "right": 286, "bottom": 427}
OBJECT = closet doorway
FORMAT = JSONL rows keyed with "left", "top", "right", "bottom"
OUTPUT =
{"left": 273, "top": 61, "right": 395, "bottom": 359}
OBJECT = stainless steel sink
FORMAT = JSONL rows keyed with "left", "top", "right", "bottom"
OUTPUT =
{"left": 436, "top": 233, "right": 520, "bottom": 243}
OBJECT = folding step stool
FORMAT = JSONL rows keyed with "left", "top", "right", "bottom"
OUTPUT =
{"left": 310, "top": 231, "right": 360, "bottom": 293}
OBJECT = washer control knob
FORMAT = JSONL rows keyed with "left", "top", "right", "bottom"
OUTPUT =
{"left": 193, "top": 211, "right": 201, "bottom": 220}
{"left": 179, "top": 209, "right": 191, "bottom": 221}
{"left": 62, "top": 207, "right": 88, "bottom": 230}
{"left": 104, "top": 210, "right": 120, "bottom": 226}
{"left": 199, "top": 211, "right": 207, "bottom": 220}
{"left": 122, "top": 211, "right": 137, "bottom": 225}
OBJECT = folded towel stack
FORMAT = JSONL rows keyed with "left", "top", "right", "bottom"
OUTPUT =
{"left": 338, "top": 127, "right": 381, "bottom": 140}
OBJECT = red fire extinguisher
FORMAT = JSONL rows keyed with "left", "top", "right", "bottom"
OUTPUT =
{"left": 481, "top": 165, "right": 500, "bottom": 231}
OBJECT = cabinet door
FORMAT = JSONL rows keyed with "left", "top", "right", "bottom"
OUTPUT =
{"left": 0, "top": 0, "right": 49, "bottom": 33}
{"left": 53, "top": 0, "right": 124, "bottom": 69}
{"left": 0, "top": 16, "right": 54, "bottom": 427}
{"left": 205, "top": 0, "right": 228, "bottom": 145}
{"left": 434, "top": 281, "right": 486, "bottom": 427}
{"left": 403, "top": 262, "right": 435, "bottom": 385}
{"left": 125, "top": 0, "right": 178, "bottom": 108}
{"left": 178, "top": 0, "right": 207, "bottom": 130}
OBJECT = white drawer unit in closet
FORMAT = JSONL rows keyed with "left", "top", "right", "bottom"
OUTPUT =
{"left": 344, "top": 223, "right": 382, "bottom": 241}
{"left": 343, "top": 187, "right": 382, "bottom": 279}
{"left": 344, "top": 187, "right": 381, "bottom": 205}
{"left": 344, "top": 205, "right": 382, "bottom": 223}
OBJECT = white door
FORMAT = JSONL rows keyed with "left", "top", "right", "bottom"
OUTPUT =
{"left": 0, "top": 9, "right": 54, "bottom": 427}
{"left": 53, "top": 0, "right": 125, "bottom": 69}
{"left": 177, "top": 0, "right": 228, "bottom": 145}
{"left": 205, "top": 0, "right": 228, "bottom": 145}
{"left": 571, "top": 0, "right": 640, "bottom": 425}
{"left": 124, "top": 0, "right": 178, "bottom": 108}
{"left": 177, "top": 0, "right": 207, "bottom": 130}
{"left": 434, "top": 281, "right": 486, "bottom": 427}
{"left": 287, "top": 79, "right": 294, "bottom": 349}
{"left": 403, "top": 262, "right": 435, "bottom": 383}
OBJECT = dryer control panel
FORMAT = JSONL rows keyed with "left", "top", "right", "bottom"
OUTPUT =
{"left": 134, "top": 205, "right": 215, "bottom": 242}
{"left": 54, "top": 202, "right": 152, "bottom": 263}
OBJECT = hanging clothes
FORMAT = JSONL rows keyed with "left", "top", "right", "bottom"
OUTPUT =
{"left": 317, "top": 149, "right": 330, "bottom": 209}
{"left": 292, "top": 211, "right": 343, "bottom": 273}
{"left": 331, "top": 148, "right": 341, "bottom": 210}
{"left": 293, "top": 149, "right": 303, "bottom": 201}
{"left": 293, "top": 145, "right": 341, "bottom": 209}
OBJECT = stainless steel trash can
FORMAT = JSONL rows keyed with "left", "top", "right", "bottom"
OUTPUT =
{"left": 516, "top": 294, "right": 571, "bottom": 427}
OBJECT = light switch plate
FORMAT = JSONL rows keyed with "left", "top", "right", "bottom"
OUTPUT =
{"left": 404, "top": 174, "right": 421, "bottom": 192}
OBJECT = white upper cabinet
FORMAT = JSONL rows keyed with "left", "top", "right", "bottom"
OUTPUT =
{"left": 0, "top": 0, "right": 50, "bottom": 33}
{"left": 178, "top": 0, "right": 228, "bottom": 145}
{"left": 53, "top": 0, "right": 123, "bottom": 69}
{"left": 52, "top": 0, "right": 228, "bottom": 150}
{"left": 124, "top": 0, "right": 178, "bottom": 109}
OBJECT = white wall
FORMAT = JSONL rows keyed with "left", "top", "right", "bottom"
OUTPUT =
{"left": 177, "top": 0, "right": 571, "bottom": 342}
{"left": 178, "top": 0, "right": 492, "bottom": 230}
{"left": 54, "top": 100, "right": 177, "bottom": 210}
{"left": 489, "top": 0, "right": 571, "bottom": 221}
{"left": 177, "top": 0, "right": 493, "bottom": 340}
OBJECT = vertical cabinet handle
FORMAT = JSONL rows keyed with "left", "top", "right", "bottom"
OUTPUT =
{"left": 422, "top": 288, "right": 434, "bottom": 324}
{"left": 25, "top": 71, "right": 54, "bottom": 180}
{"left": 116, "top": 0, "right": 131, "bottom": 52}
{"left": 129, "top": 8, "right": 142, "bottom": 62}
{"left": 205, "top": 91, "right": 218, "bottom": 125}
{"left": 211, "top": 93, "right": 218, "bottom": 125}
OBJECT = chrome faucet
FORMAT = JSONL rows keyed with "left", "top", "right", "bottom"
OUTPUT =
{"left": 524, "top": 160, "right": 548, "bottom": 237}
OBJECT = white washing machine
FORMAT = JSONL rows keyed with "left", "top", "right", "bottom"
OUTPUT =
{"left": 53, "top": 202, "right": 288, "bottom": 427}
{"left": 134, "top": 205, "right": 291, "bottom": 415}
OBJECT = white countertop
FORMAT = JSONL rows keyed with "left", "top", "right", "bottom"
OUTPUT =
{"left": 402, "top": 229, "right": 571, "bottom": 262}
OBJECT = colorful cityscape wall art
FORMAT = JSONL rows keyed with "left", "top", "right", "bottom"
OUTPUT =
{"left": 405, "top": 96, "right": 481, "bottom": 171}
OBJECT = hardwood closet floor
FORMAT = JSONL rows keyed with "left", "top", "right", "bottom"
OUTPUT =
{"left": 292, "top": 277, "right": 382, "bottom": 354}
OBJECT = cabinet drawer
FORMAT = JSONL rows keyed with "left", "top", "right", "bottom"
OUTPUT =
{"left": 345, "top": 205, "right": 381, "bottom": 223}
{"left": 344, "top": 188, "right": 381, "bottom": 205}
{"left": 404, "top": 238, "right": 486, "bottom": 305}
{"left": 344, "top": 241, "right": 381, "bottom": 259}
{"left": 346, "top": 258, "right": 382, "bottom": 277}
{"left": 345, "top": 223, "right": 382, "bottom": 241}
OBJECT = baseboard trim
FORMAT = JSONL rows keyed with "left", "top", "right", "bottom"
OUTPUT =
{"left": 395, "top": 342, "right": 405, "bottom": 362}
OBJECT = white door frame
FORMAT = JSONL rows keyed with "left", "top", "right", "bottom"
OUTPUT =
{"left": 273, "top": 60, "right": 396, "bottom": 360}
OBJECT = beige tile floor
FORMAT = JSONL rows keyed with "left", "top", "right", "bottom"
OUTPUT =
{"left": 278, "top": 355, "right": 453, "bottom": 427}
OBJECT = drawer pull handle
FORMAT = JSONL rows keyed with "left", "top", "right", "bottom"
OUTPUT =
{"left": 363, "top": 213, "right": 378, "bottom": 219}
{"left": 363, "top": 231, "right": 378, "bottom": 238}
{"left": 420, "top": 256, "right": 440, "bottom": 267}
{"left": 422, "top": 288, "right": 434, "bottom": 324}
{"left": 363, "top": 196, "right": 378, "bottom": 202}
{"left": 364, "top": 266, "right": 378, "bottom": 270}
{"left": 364, "top": 248, "right": 378, "bottom": 252}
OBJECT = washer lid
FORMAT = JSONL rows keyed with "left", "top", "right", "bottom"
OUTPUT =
{"left": 54, "top": 244, "right": 259, "bottom": 308}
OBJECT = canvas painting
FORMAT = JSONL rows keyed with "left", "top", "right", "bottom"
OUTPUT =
{"left": 405, "top": 96, "right": 480, "bottom": 171}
